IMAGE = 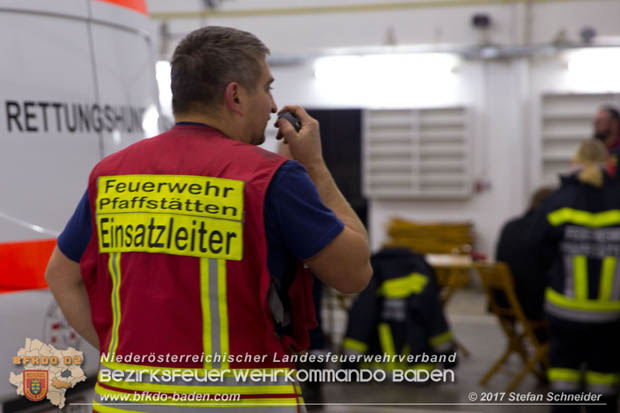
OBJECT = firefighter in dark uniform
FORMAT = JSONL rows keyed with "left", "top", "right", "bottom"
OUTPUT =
{"left": 531, "top": 139, "right": 620, "bottom": 413}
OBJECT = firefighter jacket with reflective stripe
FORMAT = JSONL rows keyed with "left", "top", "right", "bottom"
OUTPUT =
{"left": 531, "top": 171, "right": 620, "bottom": 324}
{"left": 80, "top": 124, "right": 314, "bottom": 409}
{"left": 342, "top": 248, "right": 455, "bottom": 370}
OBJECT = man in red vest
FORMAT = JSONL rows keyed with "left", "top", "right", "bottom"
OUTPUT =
{"left": 45, "top": 26, "right": 372, "bottom": 411}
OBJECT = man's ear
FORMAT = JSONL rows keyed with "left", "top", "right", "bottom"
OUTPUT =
{"left": 224, "top": 82, "right": 243, "bottom": 115}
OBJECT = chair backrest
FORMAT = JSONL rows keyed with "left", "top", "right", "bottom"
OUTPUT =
{"left": 474, "top": 261, "right": 543, "bottom": 344}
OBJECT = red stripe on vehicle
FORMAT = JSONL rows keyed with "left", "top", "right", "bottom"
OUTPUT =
{"left": 0, "top": 239, "right": 55, "bottom": 293}
{"left": 94, "top": 0, "right": 148, "bottom": 15}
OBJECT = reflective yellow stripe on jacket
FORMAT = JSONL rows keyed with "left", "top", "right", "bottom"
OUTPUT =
{"left": 377, "top": 273, "right": 428, "bottom": 298}
{"left": 107, "top": 252, "right": 122, "bottom": 357}
{"left": 542, "top": 206, "right": 620, "bottom": 322}
{"left": 547, "top": 208, "right": 620, "bottom": 228}
{"left": 200, "top": 258, "right": 230, "bottom": 370}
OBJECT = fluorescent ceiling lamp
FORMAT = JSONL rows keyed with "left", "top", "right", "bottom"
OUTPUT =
{"left": 313, "top": 53, "right": 460, "bottom": 106}
{"left": 314, "top": 53, "right": 458, "bottom": 83}
{"left": 566, "top": 48, "right": 620, "bottom": 91}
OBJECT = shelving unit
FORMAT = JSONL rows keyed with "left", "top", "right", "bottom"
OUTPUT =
{"left": 363, "top": 106, "right": 472, "bottom": 199}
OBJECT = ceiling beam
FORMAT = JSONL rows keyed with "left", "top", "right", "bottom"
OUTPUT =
{"left": 150, "top": 0, "right": 604, "bottom": 20}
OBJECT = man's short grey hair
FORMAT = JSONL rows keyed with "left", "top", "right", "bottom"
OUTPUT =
{"left": 171, "top": 26, "right": 270, "bottom": 115}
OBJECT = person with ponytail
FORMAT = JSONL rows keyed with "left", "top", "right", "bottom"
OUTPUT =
{"left": 531, "top": 139, "right": 620, "bottom": 413}
{"left": 575, "top": 138, "right": 608, "bottom": 187}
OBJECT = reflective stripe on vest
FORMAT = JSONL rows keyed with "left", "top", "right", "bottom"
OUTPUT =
{"left": 548, "top": 253, "right": 620, "bottom": 322}
{"left": 547, "top": 208, "right": 620, "bottom": 228}
{"left": 99, "top": 254, "right": 300, "bottom": 408}
{"left": 377, "top": 273, "right": 428, "bottom": 299}
{"left": 586, "top": 371, "right": 620, "bottom": 395}
{"left": 548, "top": 368, "right": 581, "bottom": 392}
{"left": 92, "top": 399, "right": 302, "bottom": 412}
{"left": 95, "top": 361, "right": 303, "bottom": 410}
{"left": 563, "top": 255, "right": 575, "bottom": 298}
{"left": 200, "top": 258, "right": 229, "bottom": 370}
{"left": 585, "top": 371, "right": 620, "bottom": 395}
{"left": 573, "top": 255, "right": 588, "bottom": 301}
{"left": 108, "top": 252, "right": 122, "bottom": 356}
{"left": 545, "top": 289, "right": 620, "bottom": 322}
{"left": 546, "top": 286, "right": 620, "bottom": 311}
{"left": 342, "top": 338, "right": 367, "bottom": 355}
{"left": 378, "top": 323, "right": 397, "bottom": 371}
{"left": 373, "top": 323, "right": 439, "bottom": 372}
{"left": 429, "top": 331, "right": 453, "bottom": 353}
{"left": 600, "top": 257, "right": 620, "bottom": 301}
{"left": 93, "top": 383, "right": 303, "bottom": 412}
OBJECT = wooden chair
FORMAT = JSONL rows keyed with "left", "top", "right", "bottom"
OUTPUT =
{"left": 474, "top": 261, "right": 549, "bottom": 392}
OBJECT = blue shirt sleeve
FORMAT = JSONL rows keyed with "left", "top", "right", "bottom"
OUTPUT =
{"left": 264, "top": 161, "right": 345, "bottom": 286}
{"left": 57, "top": 190, "right": 92, "bottom": 262}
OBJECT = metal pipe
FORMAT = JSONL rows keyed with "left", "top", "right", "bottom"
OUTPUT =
{"left": 150, "top": 0, "right": 607, "bottom": 20}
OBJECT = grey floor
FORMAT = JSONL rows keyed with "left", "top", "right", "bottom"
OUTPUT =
{"left": 315, "top": 288, "right": 550, "bottom": 413}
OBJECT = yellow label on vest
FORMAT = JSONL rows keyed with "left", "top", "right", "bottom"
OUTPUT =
{"left": 96, "top": 175, "right": 244, "bottom": 260}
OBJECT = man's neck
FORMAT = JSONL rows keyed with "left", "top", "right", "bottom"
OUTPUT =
{"left": 174, "top": 112, "right": 242, "bottom": 142}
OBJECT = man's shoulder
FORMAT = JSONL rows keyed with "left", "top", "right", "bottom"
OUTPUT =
{"left": 267, "top": 161, "right": 315, "bottom": 200}
{"left": 223, "top": 143, "right": 290, "bottom": 177}
{"left": 96, "top": 132, "right": 167, "bottom": 166}
{"left": 271, "top": 160, "right": 306, "bottom": 178}
{"left": 545, "top": 181, "right": 579, "bottom": 206}
{"left": 244, "top": 145, "right": 288, "bottom": 163}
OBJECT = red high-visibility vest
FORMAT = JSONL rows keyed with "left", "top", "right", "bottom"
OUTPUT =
{"left": 81, "top": 124, "right": 315, "bottom": 411}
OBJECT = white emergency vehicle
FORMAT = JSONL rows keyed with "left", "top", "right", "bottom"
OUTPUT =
{"left": 0, "top": 1, "right": 160, "bottom": 411}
